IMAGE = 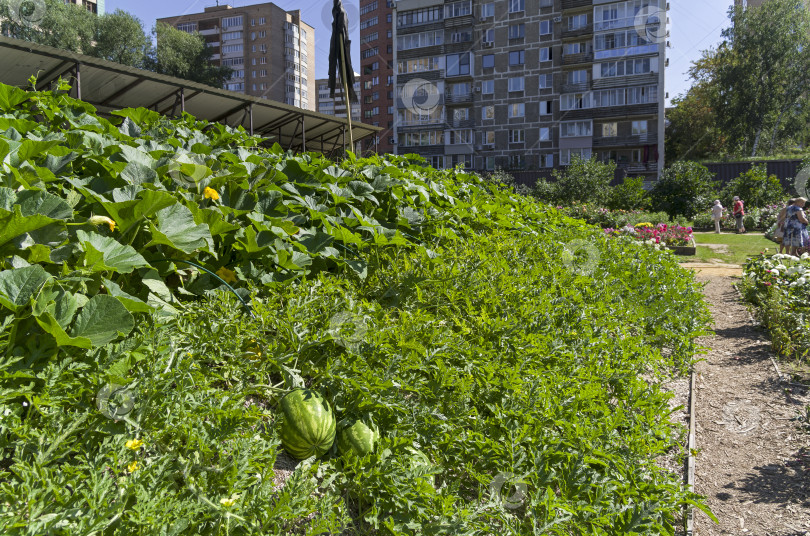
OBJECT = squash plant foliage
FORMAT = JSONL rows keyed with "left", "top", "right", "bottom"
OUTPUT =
{"left": 0, "top": 82, "right": 714, "bottom": 534}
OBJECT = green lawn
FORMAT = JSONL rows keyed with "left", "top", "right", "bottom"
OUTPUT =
{"left": 690, "top": 232, "right": 777, "bottom": 265}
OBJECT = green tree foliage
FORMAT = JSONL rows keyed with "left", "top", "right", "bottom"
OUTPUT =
{"left": 720, "top": 164, "right": 786, "bottom": 208}
{"left": 607, "top": 176, "right": 650, "bottom": 211}
{"left": 1, "top": 0, "right": 96, "bottom": 53}
{"left": 713, "top": 0, "right": 810, "bottom": 157}
{"left": 148, "top": 23, "right": 232, "bottom": 88}
{"left": 650, "top": 162, "right": 718, "bottom": 219}
{"left": 93, "top": 10, "right": 150, "bottom": 68}
{"left": 536, "top": 156, "right": 616, "bottom": 206}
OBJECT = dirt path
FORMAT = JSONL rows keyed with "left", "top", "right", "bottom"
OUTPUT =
{"left": 693, "top": 274, "right": 810, "bottom": 535}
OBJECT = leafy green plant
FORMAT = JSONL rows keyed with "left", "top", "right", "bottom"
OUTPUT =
{"left": 651, "top": 162, "right": 718, "bottom": 219}
{"left": 720, "top": 164, "right": 786, "bottom": 209}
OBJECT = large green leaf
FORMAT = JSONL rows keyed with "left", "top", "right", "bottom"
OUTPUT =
{"left": 69, "top": 294, "right": 135, "bottom": 346}
{"left": 33, "top": 286, "right": 80, "bottom": 328}
{"left": 9, "top": 140, "right": 61, "bottom": 168}
{"left": 35, "top": 311, "right": 93, "bottom": 349}
{"left": 101, "top": 278, "right": 153, "bottom": 313}
{"left": 0, "top": 84, "right": 30, "bottom": 112}
{"left": 76, "top": 230, "right": 150, "bottom": 273}
{"left": 100, "top": 189, "right": 176, "bottom": 233}
{"left": 0, "top": 265, "right": 51, "bottom": 312}
{"left": 16, "top": 190, "right": 73, "bottom": 220}
{"left": 146, "top": 204, "right": 213, "bottom": 254}
{"left": 0, "top": 206, "right": 58, "bottom": 250}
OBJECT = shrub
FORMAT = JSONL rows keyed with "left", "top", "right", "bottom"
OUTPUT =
{"left": 544, "top": 156, "right": 616, "bottom": 206}
{"left": 607, "top": 176, "right": 650, "bottom": 211}
{"left": 650, "top": 161, "right": 718, "bottom": 219}
{"left": 720, "top": 164, "right": 786, "bottom": 209}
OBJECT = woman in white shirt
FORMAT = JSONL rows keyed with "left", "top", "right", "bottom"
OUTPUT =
{"left": 711, "top": 200, "right": 724, "bottom": 234}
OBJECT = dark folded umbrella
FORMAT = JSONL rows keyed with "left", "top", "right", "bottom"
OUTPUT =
{"left": 328, "top": 0, "right": 358, "bottom": 104}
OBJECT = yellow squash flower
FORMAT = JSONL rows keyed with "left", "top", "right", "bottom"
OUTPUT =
{"left": 220, "top": 494, "right": 239, "bottom": 507}
{"left": 125, "top": 439, "right": 144, "bottom": 450}
{"left": 127, "top": 461, "right": 139, "bottom": 473}
{"left": 216, "top": 266, "right": 237, "bottom": 284}
{"left": 88, "top": 215, "right": 116, "bottom": 232}
{"left": 203, "top": 187, "right": 220, "bottom": 200}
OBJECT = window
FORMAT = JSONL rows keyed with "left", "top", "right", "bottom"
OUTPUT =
{"left": 599, "top": 57, "right": 652, "bottom": 77}
{"left": 484, "top": 131, "right": 495, "bottom": 145}
{"left": 448, "top": 130, "right": 473, "bottom": 144}
{"left": 362, "top": 47, "right": 379, "bottom": 59}
{"left": 567, "top": 70, "right": 588, "bottom": 84}
{"left": 451, "top": 31, "right": 472, "bottom": 43}
{"left": 508, "top": 103, "right": 525, "bottom": 118}
{"left": 539, "top": 100, "right": 552, "bottom": 115}
{"left": 510, "top": 155, "right": 525, "bottom": 169}
{"left": 481, "top": 80, "right": 494, "bottom": 94}
{"left": 481, "top": 2, "right": 494, "bottom": 17}
{"left": 539, "top": 20, "right": 551, "bottom": 35}
{"left": 372, "top": 76, "right": 380, "bottom": 85}
{"left": 560, "top": 121, "right": 592, "bottom": 137}
{"left": 508, "top": 77, "right": 524, "bottom": 92}
{"left": 561, "top": 93, "right": 591, "bottom": 110}
{"left": 509, "top": 50, "right": 524, "bottom": 66}
{"left": 542, "top": 154, "right": 554, "bottom": 168}
{"left": 483, "top": 28, "right": 494, "bottom": 43}
{"left": 539, "top": 127, "right": 550, "bottom": 141}
{"left": 509, "top": 130, "right": 525, "bottom": 143}
{"left": 592, "top": 88, "right": 625, "bottom": 107}
{"left": 222, "top": 16, "right": 243, "bottom": 28}
{"left": 453, "top": 108, "right": 470, "bottom": 121}
{"left": 257, "top": 17, "right": 265, "bottom": 25}
{"left": 387, "top": 13, "right": 392, "bottom": 22}
{"left": 445, "top": 1, "right": 472, "bottom": 18}
{"left": 360, "top": 16, "right": 378, "bottom": 29}
{"left": 397, "top": 57, "right": 439, "bottom": 73}
{"left": 482, "top": 54, "right": 495, "bottom": 69}
{"left": 230, "top": 69, "right": 245, "bottom": 79}
{"left": 399, "top": 131, "right": 443, "bottom": 147}
{"left": 482, "top": 105, "right": 495, "bottom": 120}
{"left": 260, "top": 44, "right": 267, "bottom": 52}
{"left": 446, "top": 53, "right": 471, "bottom": 76}
{"left": 225, "top": 82, "right": 244, "bottom": 91}
{"left": 632, "top": 120, "right": 648, "bottom": 135}
{"left": 260, "top": 57, "right": 267, "bottom": 65}
{"left": 397, "top": 30, "right": 443, "bottom": 50}
{"left": 539, "top": 47, "right": 552, "bottom": 62}
{"left": 632, "top": 149, "right": 642, "bottom": 162}
{"left": 568, "top": 14, "right": 588, "bottom": 30}
{"left": 222, "top": 44, "right": 243, "bottom": 54}
{"left": 222, "top": 57, "right": 244, "bottom": 66}
{"left": 397, "top": 6, "right": 442, "bottom": 27}
{"left": 560, "top": 148, "right": 592, "bottom": 165}
{"left": 360, "top": 1, "right": 378, "bottom": 15}
{"left": 539, "top": 74, "right": 553, "bottom": 89}
{"left": 602, "top": 122, "right": 618, "bottom": 137}
{"left": 508, "top": 24, "right": 524, "bottom": 39}
{"left": 177, "top": 22, "right": 197, "bottom": 33}
{"left": 564, "top": 42, "right": 586, "bottom": 55}
{"left": 509, "top": 0, "right": 524, "bottom": 13}
{"left": 258, "top": 31, "right": 266, "bottom": 38}
{"left": 486, "top": 157, "right": 495, "bottom": 170}
{"left": 627, "top": 85, "right": 657, "bottom": 104}
{"left": 362, "top": 32, "right": 379, "bottom": 44}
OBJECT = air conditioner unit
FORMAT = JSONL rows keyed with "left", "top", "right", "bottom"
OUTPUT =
{"left": 475, "top": 144, "right": 483, "bottom": 150}
{"left": 553, "top": 16, "right": 562, "bottom": 22}
{"left": 483, "top": 41, "right": 494, "bottom": 48}
{"left": 480, "top": 16, "right": 488, "bottom": 21}
{"left": 474, "top": 86, "right": 481, "bottom": 92}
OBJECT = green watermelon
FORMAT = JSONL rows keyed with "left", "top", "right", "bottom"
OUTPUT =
{"left": 337, "top": 419, "right": 378, "bottom": 456}
{"left": 278, "top": 389, "right": 336, "bottom": 460}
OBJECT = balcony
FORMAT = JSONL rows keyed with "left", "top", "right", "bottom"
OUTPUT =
{"left": 594, "top": 17, "right": 639, "bottom": 32}
{"left": 561, "top": 0, "right": 592, "bottom": 9}
{"left": 561, "top": 24, "right": 593, "bottom": 39}
{"left": 448, "top": 118, "right": 476, "bottom": 128}
{"left": 616, "top": 162, "right": 658, "bottom": 173}
{"left": 593, "top": 133, "right": 658, "bottom": 147}
{"left": 445, "top": 91, "right": 472, "bottom": 104}
{"left": 562, "top": 52, "right": 594, "bottom": 66}
{"left": 444, "top": 14, "right": 474, "bottom": 29}
{"left": 396, "top": 117, "right": 446, "bottom": 128}
{"left": 199, "top": 27, "right": 219, "bottom": 36}
{"left": 561, "top": 81, "right": 590, "bottom": 93}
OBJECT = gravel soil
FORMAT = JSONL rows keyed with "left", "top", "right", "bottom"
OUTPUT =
{"left": 693, "top": 274, "right": 810, "bottom": 535}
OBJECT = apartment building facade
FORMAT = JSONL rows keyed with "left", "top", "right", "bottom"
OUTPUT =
{"left": 158, "top": 3, "right": 315, "bottom": 111}
{"left": 63, "top": 0, "right": 105, "bottom": 14}
{"left": 392, "top": 0, "right": 667, "bottom": 181}
{"left": 359, "top": 0, "right": 396, "bottom": 155}
{"left": 316, "top": 77, "right": 362, "bottom": 122}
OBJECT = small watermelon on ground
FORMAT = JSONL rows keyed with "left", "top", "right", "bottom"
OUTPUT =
{"left": 278, "top": 389, "right": 336, "bottom": 460}
{"left": 336, "top": 419, "right": 378, "bottom": 456}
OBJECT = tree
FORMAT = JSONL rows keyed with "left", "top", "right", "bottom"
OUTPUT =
{"left": 650, "top": 162, "right": 718, "bottom": 219}
{"left": 148, "top": 23, "right": 232, "bottom": 88}
{"left": 538, "top": 156, "right": 615, "bottom": 206}
{"left": 665, "top": 49, "right": 730, "bottom": 161}
{"left": 93, "top": 10, "right": 150, "bottom": 68}
{"left": 713, "top": 0, "right": 810, "bottom": 157}
{"left": 608, "top": 176, "right": 650, "bottom": 211}
{"left": 1, "top": 0, "right": 96, "bottom": 54}
{"left": 720, "top": 164, "right": 786, "bottom": 208}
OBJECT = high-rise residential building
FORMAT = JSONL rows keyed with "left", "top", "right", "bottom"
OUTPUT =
{"left": 392, "top": 0, "right": 667, "bottom": 181}
{"left": 63, "top": 0, "right": 105, "bottom": 14}
{"left": 158, "top": 3, "right": 315, "bottom": 111}
{"left": 359, "top": 0, "right": 396, "bottom": 155}
{"left": 734, "top": 0, "right": 767, "bottom": 6}
{"left": 316, "top": 76, "right": 362, "bottom": 122}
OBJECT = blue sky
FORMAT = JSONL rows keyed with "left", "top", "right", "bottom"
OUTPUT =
{"left": 108, "top": 0, "right": 734, "bottom": 105}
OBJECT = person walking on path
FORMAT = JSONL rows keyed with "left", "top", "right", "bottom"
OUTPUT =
{"left": 776, "top": 199, "right": 795, "bottom": 254}
{"left": 783, "top": 197, "right": 810, "bottom": 256}
{"left": 732, "top": 196, "right": 746, "bottom": 233}
{"left": 711, "top": 200, "right": 724, "bottom": 234}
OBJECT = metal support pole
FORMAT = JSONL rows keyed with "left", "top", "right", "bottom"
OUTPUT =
{"left": 249, "top": 103, "right": 253, "bottom": 135}
{"left": 180, "top": 87, "right": 185, "bottom": 113}
{"left": 74, "top": 63, "right": 81, "bottom": 101}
